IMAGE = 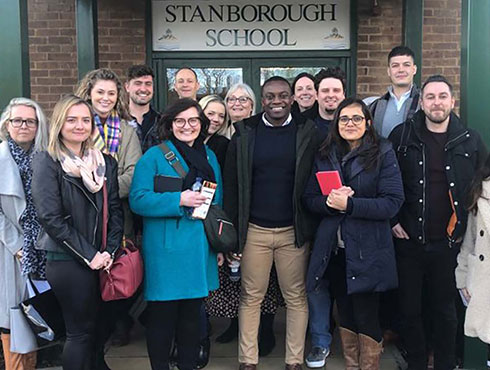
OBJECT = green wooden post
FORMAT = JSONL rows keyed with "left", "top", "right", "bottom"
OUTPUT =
{"left": 76, "top": 0, "right": 98, "bottom": 80}
{"left": 0, "top": 0, "right": 30, "bottom": 110}
{"left": 402, "top": 0, "right": 423, "bottom": 87}
{"left": 461, "top": 0, "right": 490, "bottom": 146}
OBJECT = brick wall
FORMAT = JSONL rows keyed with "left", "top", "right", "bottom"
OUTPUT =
{"left": 422, "top": 0, "right": 461, "bottom": 111}
{"left": 98, "top": 0, "right": 146, "bottom": 82}
{"left": 356, "top": 0, "right": 403, "bottom": 99}
{"left": 28, "top": 0, "right": 78, "bottom": 113}
{"left": 356, "top": 0, "right": 461, "bottom": 112}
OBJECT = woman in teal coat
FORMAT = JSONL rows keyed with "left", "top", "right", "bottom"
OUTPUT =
{"left": 129, "top": 98, "right": 221, "bottom": 370}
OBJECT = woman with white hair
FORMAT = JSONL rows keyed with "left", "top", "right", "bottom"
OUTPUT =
{"left": 223, "top": 83, "right": 256, "bottom": 139}
{"left": 0, "top": 97, "right": 49, "bottom": 370}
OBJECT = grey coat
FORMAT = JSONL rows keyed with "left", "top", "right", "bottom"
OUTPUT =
{"left": 0, "top": 141, "right": 28, "bottom": 329}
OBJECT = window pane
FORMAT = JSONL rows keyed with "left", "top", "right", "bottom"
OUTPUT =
{"left": 166, "top": 67, "right": 243, "bottom": 104}
{"left": 260, "top": 67, "right": 324, "bottom": 85}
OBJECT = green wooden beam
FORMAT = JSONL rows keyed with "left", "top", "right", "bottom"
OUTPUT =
{"left": 402, "top": 0, "right": 423, "bottom": 87}
{"left": 0, "top": 0, "right": 30, "bottom": 109}
{"left": 461, "top": 0, "right": 490, "bottom": 147}
{"left": 76, "top": 0, "right": 98, "bottom": 80}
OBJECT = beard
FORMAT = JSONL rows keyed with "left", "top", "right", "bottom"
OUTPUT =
{"left": 425, "top": 110, "right": 450, "bottom": 124}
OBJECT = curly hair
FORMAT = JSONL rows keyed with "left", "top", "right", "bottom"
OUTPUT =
{"left": 75, "top": 68, "right": 131, "bottom": 121}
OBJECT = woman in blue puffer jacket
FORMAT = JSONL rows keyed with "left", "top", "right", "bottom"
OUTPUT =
{"left": 303, "top": 97, "right": 404, "bottom": 370}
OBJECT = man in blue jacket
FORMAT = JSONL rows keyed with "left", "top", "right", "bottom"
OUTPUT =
{"left": 389, "top": 75, "right": 487, "bottom": 370}
{"left": 224, "top": 76, "right": 320, "bottom": 370}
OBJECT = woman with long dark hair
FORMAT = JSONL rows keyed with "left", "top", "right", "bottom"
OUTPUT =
{"left": 129, "top": 98, "right": 222, "bottom": 370}
{"left": 455, "top": 154, "right": 490, "bottom": 345}
{"left": 303, "top": 97, "right": 404, "bottom": 369}
{"left": 32, "top": 95, "right": 123, "bottom": 370}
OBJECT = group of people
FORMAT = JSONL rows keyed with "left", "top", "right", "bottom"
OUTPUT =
{"left": 0, "top": 44, "right": 489, "bottom": 370}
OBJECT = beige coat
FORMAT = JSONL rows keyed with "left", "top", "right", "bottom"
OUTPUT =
{"left": 455, "top": 180, "right": 490, "bottom": 344}
{"left": 118, "top": 120, "right": 142, "bottom": 237}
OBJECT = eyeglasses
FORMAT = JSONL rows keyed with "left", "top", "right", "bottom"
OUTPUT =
{"left": 338, "top": 115, "right": 365, "bottom": 126}
{"left": 9, "top": 118, "right": 38, "bottom": 128}
{"left": 226, "top": 96, "right": 250, "bottom": 105}
{"left": 173, "top": 117, "right": 201, "bottom": 128}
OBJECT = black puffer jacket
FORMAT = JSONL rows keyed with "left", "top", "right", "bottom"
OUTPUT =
{"left": 32, "top": 151, "right": 123, "bottom": 265}
{"left": 389, "top": 110, "right": 487, "bottom": 247}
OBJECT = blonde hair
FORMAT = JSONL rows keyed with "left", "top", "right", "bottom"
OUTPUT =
{"left": 47, "top": 95, "right": 95, "bottom": 161}
{"left": 198, "top": 95, "right": 229, "bottom": 137}
{"left": 75, "top": 68, "right": 131, "bottom": 121}
{"left": 0, "top": 97, "right": 49, "bottom": 152}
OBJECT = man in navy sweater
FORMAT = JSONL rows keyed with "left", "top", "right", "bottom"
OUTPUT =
{"left": 224, "top": 77, "right": 320, "bottom": 370}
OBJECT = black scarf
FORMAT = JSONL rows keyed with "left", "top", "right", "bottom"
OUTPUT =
{"left": 7, "top": 137, "right": 47, "bottom": 279}
{"left": 170, "top": 136, "right": 216, "bottom": 190}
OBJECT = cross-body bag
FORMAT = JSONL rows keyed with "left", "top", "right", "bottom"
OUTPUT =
{"left": 158, "top": 142, "right": 238, "bottom": 254}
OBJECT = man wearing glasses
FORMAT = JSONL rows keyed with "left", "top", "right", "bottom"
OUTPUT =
{"left": 224, "top": 76, "right": 320, "bottom": 370}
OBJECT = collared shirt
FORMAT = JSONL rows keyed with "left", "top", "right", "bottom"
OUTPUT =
{"left": 262, "top": 113, "right": 293, "bottom": 127}
{"left": 388, "top": 85, "right": 412, "bottom": 112}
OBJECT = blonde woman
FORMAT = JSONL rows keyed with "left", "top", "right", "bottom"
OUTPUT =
{"left": 32, "top": 95, "right": 123, "bottom": 370}
{"left": 0, "top": 98, "right": 49, "bottom": 370}
{"left": 75, "top": 68, "right": 142, "bottom": 238}
{"left": 199, "top": 95, "right": 229, "bottom": 170}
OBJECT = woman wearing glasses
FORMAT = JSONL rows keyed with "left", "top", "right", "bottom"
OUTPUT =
{"left": 129, "top": 98, "right": 222, "bottom": 370}
{"left": 0, "top": 98, "right": 49, "bottom": 370}
{"left": 223, "top": 83, "right": 256, "bottom": 139}
{"left": 303, "top": 98, "right": 404, "bottom": 369}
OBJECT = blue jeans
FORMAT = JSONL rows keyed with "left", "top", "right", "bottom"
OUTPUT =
{"left": 307, "top": 277, "right": 332, "bottom": 350}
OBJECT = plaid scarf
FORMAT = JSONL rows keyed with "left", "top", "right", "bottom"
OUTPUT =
{"left": 93, "top": 110, "right": 121, "bottom": 160}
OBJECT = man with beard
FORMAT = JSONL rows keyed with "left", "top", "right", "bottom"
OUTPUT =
{"left": 370, "top": 46, "right": 420, "bottom": 138}
{"left": 299, "top": 66, "right": 345, "bottom": 368}
{"left": 224, "top": 76, "right": 319, "bottom": 370}
{"left": 125, "top": 65, "right": 160, "bottom": 153}
{"left": 389, "top": 75, "right": 487, "bottom": 370}
{"left": 303, "top": 67, "right": 346, "bottom": 142}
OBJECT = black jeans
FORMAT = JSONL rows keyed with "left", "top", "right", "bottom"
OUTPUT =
{"left": 47, "top": 259, "right": 100, "bottom": 370}
{"left": 327, "top": 249, "right": 382, "bottom": 342}
{"left": 396, "top": 239, "right": 458, "bottom": 370}
{"left": 146, "top": 298, "right": 202, "bottom": 370}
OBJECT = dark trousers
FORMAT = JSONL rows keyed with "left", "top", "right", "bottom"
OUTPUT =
{"left": 146, "top": 298, "right": 202, "bottom": 370}
{"left": 327, "top": 249, "right": 382, "bottom": 342}
{"left": 396, "top": 239, "right": 458, "bottom": 370}
{"left": 47, "top": 259, "right": 100, "bottom": 370}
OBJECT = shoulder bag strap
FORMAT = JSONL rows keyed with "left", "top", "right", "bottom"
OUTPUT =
{"left": 158, "top": 142, "right": 188, "bottom": 178}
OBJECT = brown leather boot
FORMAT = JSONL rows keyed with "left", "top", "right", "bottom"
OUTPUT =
{"left": 339, "top": 327, "right": 360, "bottom": 370}
{"left": 358, "top": 334, "right": 383, "bottom": 370}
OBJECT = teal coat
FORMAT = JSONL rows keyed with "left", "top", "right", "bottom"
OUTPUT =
{"left": 129, "top": 141, "right": 221, "bottom": 301}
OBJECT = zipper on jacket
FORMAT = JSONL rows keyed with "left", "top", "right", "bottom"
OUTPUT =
{"left": 216, "top": 218, "right": 233, "bottom": 226}
{"left": 445, "top": 130, "right": 469, "bottom": 150}
{"left": 421, "top": 145, "right": 427, "bottom": 244}
{"left": 63, "top": 175, "right": 99, "bottom": 244}
{"left": 357, "top": 176, "right": 364, "bottom": 260}
{"left": 62, "top": 240, "right": 90, "bottom": 266}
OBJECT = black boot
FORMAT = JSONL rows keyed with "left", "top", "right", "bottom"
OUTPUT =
{"left": 195, "top": 338, "right": 210, "bottom": 369}
{"left": 216, "top": 318, "right": 238, "bottom": 343}
{"left": 258, "top": 313, "right": 276, "bottom": 357}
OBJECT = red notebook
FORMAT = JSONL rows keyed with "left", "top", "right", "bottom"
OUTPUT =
{"left": 316, "top": 171, "right": 342, "bottom": 195}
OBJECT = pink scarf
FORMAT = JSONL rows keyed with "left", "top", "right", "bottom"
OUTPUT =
{"left": 60, "top": 148, "right": 106, "bottom": 193}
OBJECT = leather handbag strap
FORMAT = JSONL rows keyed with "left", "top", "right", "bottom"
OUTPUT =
{"left": 101, "top": 182, "right": 108, "bottom": 251}
{"left": 158, "top": 142, "right": 187, "bottom": 178}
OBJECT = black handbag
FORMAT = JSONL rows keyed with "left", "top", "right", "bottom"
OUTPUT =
{"left": 20, "top": 279, "right": 65, "bottom": 347}
{"left": 158, "top": 143, "right": 238, "bottom": 253}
